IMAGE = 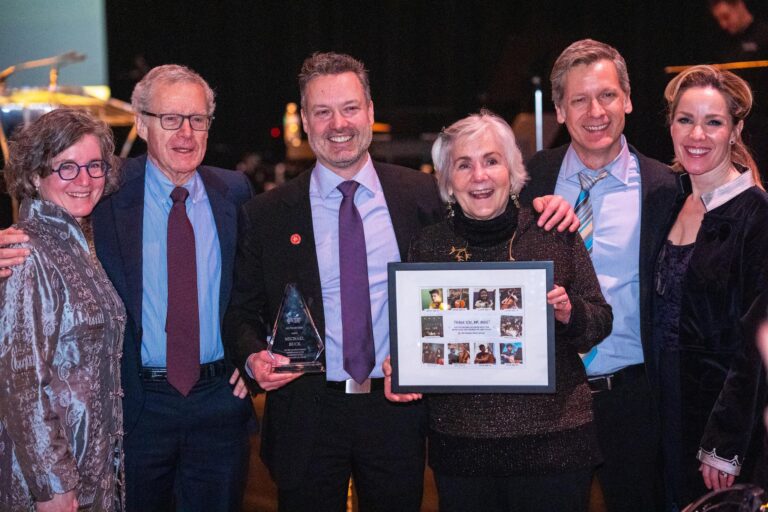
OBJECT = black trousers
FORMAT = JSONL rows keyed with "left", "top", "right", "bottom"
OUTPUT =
{"left": 592, "top": 367, "right": 661, "bottom": 512}
{"left": 124, "top": 373, "right": 253, "bottom": 512}
{"left": 277, "top": 388, "right": 427, "bottom": 512}
{"left": 434, "top": 468, "right": 593, "bottom": 512}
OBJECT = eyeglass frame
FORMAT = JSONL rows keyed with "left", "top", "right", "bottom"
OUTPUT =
{"left": 140, "top": 110, "right": 214, "bottom": 131}
{"left": 51, "top": 160, "right": 111, "bottom": 181}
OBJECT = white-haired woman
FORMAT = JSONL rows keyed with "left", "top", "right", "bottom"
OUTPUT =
{"left": 384, "top": 110, "right": 612, "bottom": 512}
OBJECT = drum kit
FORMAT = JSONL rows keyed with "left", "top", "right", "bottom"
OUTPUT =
{"left": 681, "top": 484, "right": 767, "bottom": 512}
{"left": 0, "top": 51, "right": 136, "bottom": 224}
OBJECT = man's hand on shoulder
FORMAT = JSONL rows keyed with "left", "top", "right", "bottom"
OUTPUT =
{"left": 0, "top": 227, "right": 31, "bottom": 278}
{"left": 532, "top": 195, "right": 579, "bottom": 232}
{"left": 246, "top": 350, "right": 302, "bottom": 391}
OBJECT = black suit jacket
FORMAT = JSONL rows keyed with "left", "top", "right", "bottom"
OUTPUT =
{"left": 92, "top": 154, "right": 253, "bottom": 434}
{"left": 522, "top": 144, "right": 677, "bottom": 375}
{"left": 224, "top": 161, "right": 443, "bottom": 489}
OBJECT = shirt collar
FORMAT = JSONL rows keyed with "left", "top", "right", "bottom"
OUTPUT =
{"left": 562, "top": 135, "right": 631, "bottom": 183}
{"left": 700, "top": 169, "right": 756, "bottom": 211}
{"left": 145, "top": 157, "right": 204, "bottom": 205}
{"left": 311, "top": 153, "right": 378, "bottom": 199}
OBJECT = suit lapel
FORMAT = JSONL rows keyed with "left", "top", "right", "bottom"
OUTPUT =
{"left": 198, "top": 167, "right": 236, "bottom": 322}
{"left": 279, "top": 170, "right": 326, "bottom": 337}
{"left": 112, "top": 157, "right": 146, "bottom": 328}
{"left": 375, "top": 163, "right": 410, "bottom": 260}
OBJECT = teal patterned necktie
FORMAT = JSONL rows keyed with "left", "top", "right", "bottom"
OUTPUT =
{"left": 575, "top": 170, "right": 608, "bottom": 368}
{"left": 575, "top": 170, "right": 609, "bottom": 254}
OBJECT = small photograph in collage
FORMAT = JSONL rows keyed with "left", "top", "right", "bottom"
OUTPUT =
{"left": 447, "top": 342, "right": 471, "bottom": 364}
{"left": 472, "top": 288, "right": 495, "bottom": 310}
{"left": 500, "top": 315, "right": 523, "bottom": 337}
{"left": 421, "top": 316, "right": 444, "bottom": 337}
{"left": 421, "top": 288, "right": 448, "bottom": 311}
{"left": 473, "top": 343, "right": 496, "bottom": 364}
{"left": 422, "top": 342, "right": 445, "bottom": 365}
{"left": 499, "top": 288, "right": 522, "bottom": 310}
{"left": 500, "top": 342, "right": 524, "bottom": 365}
{"left": 447, "top": 288, "right": 469, "bottom": 310}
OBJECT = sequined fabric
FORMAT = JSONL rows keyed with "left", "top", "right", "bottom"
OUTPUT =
{"left": 0, "top": 199, "right": 126, "bottom": 511}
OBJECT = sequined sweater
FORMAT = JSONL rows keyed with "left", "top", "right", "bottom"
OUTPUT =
{"left": 410, "top": 204, "right": 612, "bottom": 476}
{"left": 0, "top": 199, "right": 126, "bottom": 511}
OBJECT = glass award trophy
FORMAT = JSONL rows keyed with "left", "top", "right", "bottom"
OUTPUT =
{"left": 268, "top": 283, "right": 325, "bottom": 373}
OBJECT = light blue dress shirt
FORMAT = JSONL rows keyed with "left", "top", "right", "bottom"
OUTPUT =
{"left": 309, "top": 155, "right": 400, "bottom": 381}
{"left": 554, "top": 136, "right": 644, "bottom": 375}
{"left": 141, "top": 159, "right": 224, "bottom": 367}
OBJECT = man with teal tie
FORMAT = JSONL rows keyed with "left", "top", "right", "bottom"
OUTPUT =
{"left": 522, "top": 39, "right": 677, "bottom": 512}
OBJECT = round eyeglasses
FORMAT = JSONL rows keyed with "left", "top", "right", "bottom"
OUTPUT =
{"left": 141, "top": 111, "right": 214, "bottom": 131}
{"left": 53, "top": 160, "right": 110, "bottom": 180}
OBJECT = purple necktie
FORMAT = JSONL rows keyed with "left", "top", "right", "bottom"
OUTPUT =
{"left": 337, "top": 181, "right": 375, "bottom": 384}
{"left": 166, "top": 186, "right": 200, "bottom": 396}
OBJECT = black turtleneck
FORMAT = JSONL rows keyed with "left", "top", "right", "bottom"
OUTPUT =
{"left": 451, "top": 200, "right": 518, "bottom": 247}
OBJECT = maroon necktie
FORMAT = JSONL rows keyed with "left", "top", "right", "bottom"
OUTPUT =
{"left": 166, "top": 186, "right": 200, "bottom": 396}
{"left": 337, "top": 181, "right": 375, "bottom": 384}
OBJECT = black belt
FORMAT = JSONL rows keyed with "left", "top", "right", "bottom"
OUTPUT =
{"left": 326, "top": 378, "right": 384, "bottom": 393}
{"left": 587, "top": 363, "right": 645, "bottom": 393}
{"left": 139, "top": 359, "right": 227, "bottom": 382}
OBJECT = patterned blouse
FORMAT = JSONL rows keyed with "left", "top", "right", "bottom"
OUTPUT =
{"left": 0, "top": 199, "right": 126, "bottom": 511}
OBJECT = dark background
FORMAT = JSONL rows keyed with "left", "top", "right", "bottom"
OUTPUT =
{"left": 104, "top": 0, "right": 768, "bottom": 168}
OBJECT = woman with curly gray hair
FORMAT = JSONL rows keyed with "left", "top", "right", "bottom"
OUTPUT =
{"left": 0, "top": 108, "right": 125, "bottom": 511}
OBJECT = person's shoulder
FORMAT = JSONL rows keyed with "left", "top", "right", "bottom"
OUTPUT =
{"left": 526, "top": 145, "right": 569, "bottom": 169}
{"left": 629, "top": 145, "right": 675, "bottom": 176}
{"left": 736, "top": 185, "right": 768, "bottom": 213}
{"left": 196, "top": 165, "right": 252, "bottom": 206}
{"left": 373, "top": 161, "right": 435, "bottom": 185}
{"left": 244, "top": 168, "right": 312, "bottom": 212}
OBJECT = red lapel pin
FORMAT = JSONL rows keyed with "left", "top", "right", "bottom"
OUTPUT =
{"left": 290, "top": 233, "right": 301, "bottom": 245}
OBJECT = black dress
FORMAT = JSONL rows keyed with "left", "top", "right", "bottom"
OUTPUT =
{"left": 653, "top": 240, "right": 695, "bottom": 510}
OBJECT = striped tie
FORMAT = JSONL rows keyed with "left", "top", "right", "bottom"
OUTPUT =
{"left": 575, "top": 170, "right": 608, "bottom": 369}
{"left": 575, "top": 170, "right": 609, "bottom": 253}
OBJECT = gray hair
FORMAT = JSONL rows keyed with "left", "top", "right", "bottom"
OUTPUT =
{"left": 298, "top": 52, "right": 371, "bottom": 110}
{"left": 431, "top": 109, "right": 528, "bottom": 203}
{"left": 550, "top": 39, "right": 631, "bottom": 107}
{"left": 6, "top": 108, "right": 120, "bottom": 200}
{"left": 131, "top": 64, "right": 215, "bottom": 115}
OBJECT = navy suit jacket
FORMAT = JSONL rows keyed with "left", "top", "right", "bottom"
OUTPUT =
{"left": 224, "top": 161, "right": 443, "bottom": 489}
{"left": 92, "top": 154, "right": 252, "bottom": 434}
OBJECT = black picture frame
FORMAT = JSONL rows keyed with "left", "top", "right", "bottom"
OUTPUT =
{"left": 388, "top": 261, "right": 555, "bottom": 393}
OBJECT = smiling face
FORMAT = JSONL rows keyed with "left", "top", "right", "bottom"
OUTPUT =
{"left": 301, "top": 72, "right": 374, "bottom": 179}
{"left": 448, "top": 130, "right": 511, "bottom": 220}
{"left": 37, "top": 134, "right": 106, "bottom": 222}
{"left": 670, "top": 86, "right": 741, "bottom": 177}
{"left": 556, "top": 59, "right": 633, "bottom": 170}
{"left": 137, "top": 80, "right": 209, "bottom": 185}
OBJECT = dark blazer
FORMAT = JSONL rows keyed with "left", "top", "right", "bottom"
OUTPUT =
{"left": 224, "top": 161, "right": 443, "bottom": 489}
{"left": 522, "top": 144, "right": 677, "bottom": 377}
{"left": 663, "top": 178, "right": 768, "bottom": 498}
{"left": 92, "top": 154, "right": 253, "bottom": 434}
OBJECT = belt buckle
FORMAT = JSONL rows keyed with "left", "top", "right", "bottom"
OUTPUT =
{"left": 588, "top": 373, "right": 614, "bottom": 393}
{"left": 345, "top": 378, "right": 371, "bottom": 394}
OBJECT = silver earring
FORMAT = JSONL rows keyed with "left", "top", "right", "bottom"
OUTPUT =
{"left": 446, "top": 202, "right": 455, "bottom": 218}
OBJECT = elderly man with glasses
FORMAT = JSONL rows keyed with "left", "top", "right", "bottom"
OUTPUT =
{"left": 0, "top": 64, "right": 254, "bottom": 511}
{"left": 109, "top": 64, "right": 254, "bottom": 511}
